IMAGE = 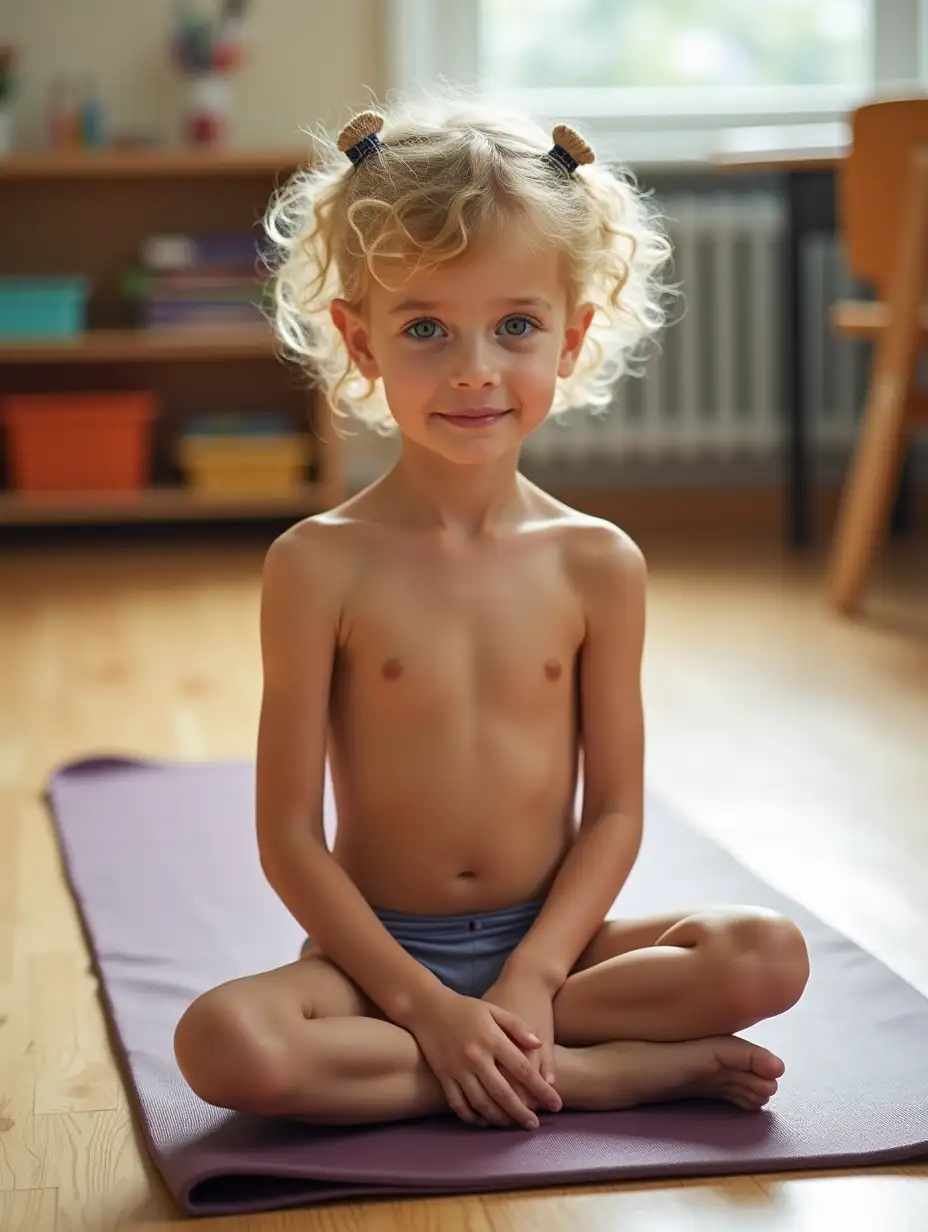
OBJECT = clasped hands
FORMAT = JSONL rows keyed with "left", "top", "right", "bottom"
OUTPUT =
{"left": 408, "top": 970, "right": 562, "bottom": 1131}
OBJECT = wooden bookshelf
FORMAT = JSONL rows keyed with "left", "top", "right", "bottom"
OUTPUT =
{"left": 0, "top": 326, "right": 276, "bottom": 364}
{"left": 0, "top": 147, "right": 342, "bottom": 528}
{"left": 0, "top": 148, "right": 310, "bottom": 180}
{"left": 0, "top": 483, "right": 337, "bottom": 526}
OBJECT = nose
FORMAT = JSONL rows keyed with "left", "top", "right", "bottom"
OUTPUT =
{"left": 448, "top": 335, "right": 501, "bottom": 390}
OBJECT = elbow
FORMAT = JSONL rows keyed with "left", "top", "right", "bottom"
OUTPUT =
{"left": 257, "top": 837, "right": 280, "bottom": 885}
{"left": 583, "top": 805, "right": 641, "bottom": 838}
{"left": 257, "top": 837, "right": 286, "bottom": 895}
{"left": 626, "top": 810, "right": 644, "bottom": 849}
{"left": 596, "top": 807, "right": 644, "bottom": 866}
{"left": 627, "top": 814, "right": 644, "bottom": 861}
{"left": 255, "top": 815, "right": 280, "bottom": 879}
{"left": 256, "top": 819, "right": 324, "bottom": 888}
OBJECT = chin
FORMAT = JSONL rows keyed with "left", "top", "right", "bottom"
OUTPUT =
{"left": 429, "top": 439, "right": 516, "bottom": 466}
{"left": 439, "top": 429, "right": 524, "bottom": 459}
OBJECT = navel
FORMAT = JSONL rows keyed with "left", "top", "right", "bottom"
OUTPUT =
{"left": 381, "top": 657, "right": 404, "bottom": 681}
{"left": 544, "top": 658, "right": 562, "bottom": 682}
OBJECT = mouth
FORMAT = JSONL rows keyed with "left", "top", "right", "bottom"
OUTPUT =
{"left": 434, "top": 408, "right": 513, "bottom": 429}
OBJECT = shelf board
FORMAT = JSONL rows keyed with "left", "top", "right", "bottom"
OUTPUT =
{"left": 0, "top": 148, "right": 309, "bottom": 181}
{"left": 0, "top": 326, "right": 280, "bottom": 363}
{"left": 0, "top": 483, "right": 336, "bottom": 525}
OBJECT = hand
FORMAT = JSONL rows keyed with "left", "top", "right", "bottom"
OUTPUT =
{"left": 406, "top": 986, "right": 562, "bottom": 1130}
{"left": 483, "top": 973, "right": 559, "bottom": 1112}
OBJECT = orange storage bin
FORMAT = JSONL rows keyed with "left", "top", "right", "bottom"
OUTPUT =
{"left": 1, "top": 391, "right": 156, "bottom": 492}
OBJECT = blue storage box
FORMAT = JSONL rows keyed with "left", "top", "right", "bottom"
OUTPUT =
{"left": 0, "top": 276, "right": 90, "bottom": 339}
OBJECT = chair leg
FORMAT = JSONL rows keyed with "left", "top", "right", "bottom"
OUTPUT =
{"left": 827, "top": 385, "right": 912, "bottom": 613}
{"left": 827, "top": 152, "right": 928, "bottom": 614}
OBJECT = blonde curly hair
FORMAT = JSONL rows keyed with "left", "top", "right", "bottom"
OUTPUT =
{"left": 264, "top": 92, "right": 673, "bottom": 436}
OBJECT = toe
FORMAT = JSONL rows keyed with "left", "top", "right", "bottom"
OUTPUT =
{"left": 751, "top": 1047, "right": 786, "bottom": 1079}
{"left": 746, "top": 1075, "right": 779, "bottom": 1097}
{"left": 726, "top": 1087, "right": 770, "bottom": 1110}
{"left": 720, "top": 1063, "right": 776, "bottom": 1093}
{"left": 723, "top": 1072, "right": 778, "bottom": 1108}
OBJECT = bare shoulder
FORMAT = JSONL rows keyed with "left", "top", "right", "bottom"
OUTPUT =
{"left": 534, "top": 498, "right": 646, "bottom": 603}
{"left": 567, "top": 517, "right": 644, "bottom": 576}
{"left": 259, "top": 507, "right": 374, "bottom": 670}
{"left": 546, "top": 509, "right": 647, "bottom": 677}
{"left": 262, "top": 502, "right": 372, "bottom": 597}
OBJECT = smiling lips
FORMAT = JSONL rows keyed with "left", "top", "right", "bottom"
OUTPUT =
{"left": 435, "top": 408, "right": 512, "bottom": 428}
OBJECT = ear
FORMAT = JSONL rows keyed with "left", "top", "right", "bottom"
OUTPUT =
{"left": 330, "top": 298, "right": 381, "bottom": 380}
{"left": 557, "top": 302, "right": 595, "bottom": 379}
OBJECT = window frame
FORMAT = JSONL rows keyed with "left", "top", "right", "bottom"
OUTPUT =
{"left": 387, "top": 0, "right": 925, "bottom": 166}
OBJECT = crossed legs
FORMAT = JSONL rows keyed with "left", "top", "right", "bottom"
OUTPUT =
{"left": 174, "top": 905, "right": 809, "bottom": 1123}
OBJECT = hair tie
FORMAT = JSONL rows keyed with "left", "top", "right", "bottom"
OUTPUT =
{"left": 546, "top": 123, "right": 595, "bottom": 175}
{"left": 337, "top": 110, "right": 386, "bottom": 168}
{"left": 336, "top": 113, "right": 595, "bottom": 177}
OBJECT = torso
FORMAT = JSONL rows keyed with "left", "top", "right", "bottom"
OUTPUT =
{"left": 319, "top": 485, "right": 590, "bottom": 915}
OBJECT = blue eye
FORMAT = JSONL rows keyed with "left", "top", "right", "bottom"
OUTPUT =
{"left": 404, "top": 319, "right": 446, "bottom": 340}
{"left": 498, "top": 315, "right": 536, "bottom": 338}
{"left": 402, "top": 315, "right": 538, "bottom": 341}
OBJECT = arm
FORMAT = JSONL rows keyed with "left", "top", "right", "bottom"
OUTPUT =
{"left": 255, "top": 525, "right": 445, "bottom": 1027}
{"left": 505, "top": 525, "right": 647, "bottom": 994}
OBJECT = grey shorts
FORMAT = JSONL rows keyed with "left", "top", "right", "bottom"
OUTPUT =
{"left": 372, "top": 897, "right": 545, "bottom": 999}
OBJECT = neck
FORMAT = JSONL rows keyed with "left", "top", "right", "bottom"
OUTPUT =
{"left": 383, "top": 437, "right": 528, "bottom": 535}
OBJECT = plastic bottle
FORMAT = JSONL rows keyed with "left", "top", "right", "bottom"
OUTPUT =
{"left": 81, "top": 77, "right": 105, "bottom": 148}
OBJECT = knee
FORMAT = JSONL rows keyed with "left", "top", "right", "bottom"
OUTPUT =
{"left": 174, "top": 984, "right": 301, "bottom": 1116}
{"left": 697, "top": 909, "right": 810, "bottom": 1028}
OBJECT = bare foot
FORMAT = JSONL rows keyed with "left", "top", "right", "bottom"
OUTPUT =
{"left": 558, "top": 1036, "right": 785, "bottom": 1113}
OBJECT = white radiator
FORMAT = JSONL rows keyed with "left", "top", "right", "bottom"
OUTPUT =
{"left": 521, "top": 192, "right": 871, "bottom": 478}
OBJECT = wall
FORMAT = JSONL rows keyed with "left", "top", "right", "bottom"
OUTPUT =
{"left": 0, "top": 0, "right": 386, "bottom": 150}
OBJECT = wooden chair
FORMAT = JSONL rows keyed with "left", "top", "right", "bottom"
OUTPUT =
{"left": 828, "top": 97, "right": 928, "bottom": 614}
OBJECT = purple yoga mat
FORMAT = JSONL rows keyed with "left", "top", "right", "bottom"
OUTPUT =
{"left": 47, "top": 757, "right": 928, "bottom": 1216}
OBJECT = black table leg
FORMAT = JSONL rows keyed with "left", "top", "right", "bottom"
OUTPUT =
{"left": 784, "top": 171, "right": 810, "bottom": 550}
{"left": 783, "top": 169, "right": 837, "bottom": 551}
{"left": 891, "top": 447, "right": 915, "bottom": 534}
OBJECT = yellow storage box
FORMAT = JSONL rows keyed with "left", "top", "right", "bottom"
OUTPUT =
{"left": 178, "top": 432, "right": 312, "bottom": 498}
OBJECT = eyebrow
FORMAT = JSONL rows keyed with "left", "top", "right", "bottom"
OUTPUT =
{"left": 387, "top": 297, "right": 554, "bottom": 315}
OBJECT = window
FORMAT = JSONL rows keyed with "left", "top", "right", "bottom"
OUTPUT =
{"left": 480, "top": 0, "right": 868, "bottom": 92}
{"left": 388, "top": 0, "right": 924, "bottom": 164}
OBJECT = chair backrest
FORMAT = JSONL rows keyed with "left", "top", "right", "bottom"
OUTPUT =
{"left": 841, "top": 96, "right": 928, "bottom": 295}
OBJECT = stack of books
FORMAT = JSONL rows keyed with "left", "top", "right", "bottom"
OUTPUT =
{"left": 125, "top": 233, "right": 268, "bottom": 330}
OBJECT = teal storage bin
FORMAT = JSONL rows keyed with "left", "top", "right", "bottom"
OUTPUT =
{"left": 0, "top": 277, "right": 90, "bottom": 339}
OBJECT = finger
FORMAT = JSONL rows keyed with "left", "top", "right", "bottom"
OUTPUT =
{"left": 541, "top": 1044, "right": 558, "bottom": 1088}
{"left": 445, "top": 1079, "right": 480, "bottom": 1126}
{"left": 489, "top": 1007, "right": 541, "bottom": 1050}
{"left": 525, "top": 1049, "right": 553, "bottom": 1102}
{"left": 522, "top": 1044, "right": 542, "bottom": 1103}
{"left": 461, "top": 1070, "right": 511, "bottom": 1126}
{"left": 528, "top": 1063, "right": 562, "bottom": 1111}
{"left": 460, "top": 1074, "right": 512, "bottom": 1128}
{"left": 510, "top": 1077, "right": 540, "bottom": 1112}
{"left": 478, "top": 1064, "right": 540, "bottom": 1130}
{"left": 505, "top": 1065, "right": 559, "bottom": 1115}
{"left": 499, "top": 1040, "right": 562, "bottom": 1111}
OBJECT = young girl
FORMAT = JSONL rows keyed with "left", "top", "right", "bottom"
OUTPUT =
{"left": 174, "top": 95, "right": 809, "bottom": 1133}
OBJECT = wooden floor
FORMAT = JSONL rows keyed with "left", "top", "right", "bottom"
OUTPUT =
{"left": 1, "top": 528, "right": 926, "bottom": 1230}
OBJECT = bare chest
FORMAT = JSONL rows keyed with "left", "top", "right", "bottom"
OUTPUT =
{"left": 336, "top": 554, "right": 585, "bottom": 716}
